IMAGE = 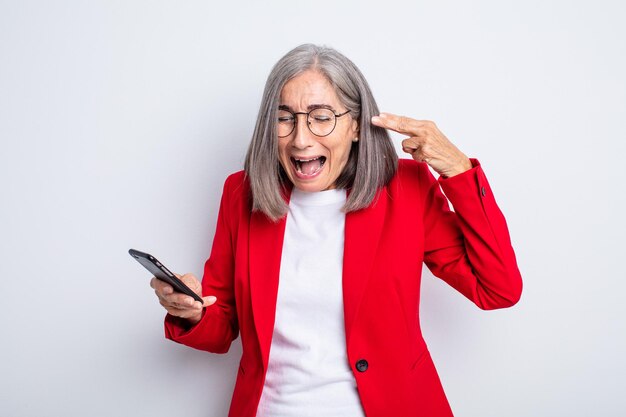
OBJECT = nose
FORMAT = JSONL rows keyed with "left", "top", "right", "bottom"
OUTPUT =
{"left": 291, "top": 114, "right": 316, "bottom": 149}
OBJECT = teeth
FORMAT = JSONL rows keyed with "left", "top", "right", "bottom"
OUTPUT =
{"left": 292, "top": 156, "right": 325, "bottom": 175}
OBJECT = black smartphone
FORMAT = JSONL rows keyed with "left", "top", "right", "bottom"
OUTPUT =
{"left": 129, "top": 248, "right": 203, "bottom": 303}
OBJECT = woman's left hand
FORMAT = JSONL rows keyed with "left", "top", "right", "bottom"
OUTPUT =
{"left": 371, "top": 112, "right": 472, "bottom": 178}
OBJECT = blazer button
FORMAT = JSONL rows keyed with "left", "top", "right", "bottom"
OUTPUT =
{"left": 356, "top": 359, "right": 368, "bottom": 372}
{"left": 481, "top": 186, "right": 486, "bottom": 196}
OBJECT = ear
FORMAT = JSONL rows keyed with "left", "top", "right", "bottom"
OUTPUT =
{"left": 350, "top": 117, "right": 359, "bottom": 138}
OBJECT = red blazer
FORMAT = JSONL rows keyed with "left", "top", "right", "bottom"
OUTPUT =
{"left": 164, "top": 158, "right": 522, "bottom": 417}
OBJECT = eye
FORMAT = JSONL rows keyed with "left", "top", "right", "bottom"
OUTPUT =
{"left": 277, "top": 109, "right": 295, "bottom": 124}
{"left": 310, "top": 109, "right": 334, "bottom": 123}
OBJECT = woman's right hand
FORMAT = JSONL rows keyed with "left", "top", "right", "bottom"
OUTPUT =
{"left": 150, "top": 273, "right": 217, "bottom": 325}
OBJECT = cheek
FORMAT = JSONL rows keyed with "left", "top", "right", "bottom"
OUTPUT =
{"left": 278, "top": 142, "right": 289, "bottom": 163}
{"left": 328, "top": 140, "right": 353, "bottom": 170}
{"left": 276, "top": 154, "right": 288, "bottom": 175}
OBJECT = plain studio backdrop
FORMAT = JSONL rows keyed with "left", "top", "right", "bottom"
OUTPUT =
{"left": 1, "top": 1, "right": 624, "bottom": 416}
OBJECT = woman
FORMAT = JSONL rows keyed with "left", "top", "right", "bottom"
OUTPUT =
{"left": 150, "top": 44, "right": 522, "bottom": 417}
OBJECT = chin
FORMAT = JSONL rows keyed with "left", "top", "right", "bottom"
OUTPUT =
{"left": 290, "top": 175, "right": 332, "bottom": 192}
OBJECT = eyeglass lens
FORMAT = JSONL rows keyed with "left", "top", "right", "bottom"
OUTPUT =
{"left": 277, "top": 108, "right": 337, "bottom": 137}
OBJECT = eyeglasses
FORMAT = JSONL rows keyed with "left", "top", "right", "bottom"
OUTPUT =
{"left": 277, "top": 108, "right": 351, "bottom": 138}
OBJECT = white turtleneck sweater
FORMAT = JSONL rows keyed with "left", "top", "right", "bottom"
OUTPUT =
{"left": 255, "top": 188, "right": 365, "bottom": 417}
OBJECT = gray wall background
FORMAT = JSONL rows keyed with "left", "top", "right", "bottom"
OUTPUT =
{"left": 1, "top": 1, "right": 625, "bottom": 416}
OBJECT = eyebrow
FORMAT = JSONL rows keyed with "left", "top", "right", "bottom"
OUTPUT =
{"left": 278, "top": 103, "right": 337, "bottom": 112}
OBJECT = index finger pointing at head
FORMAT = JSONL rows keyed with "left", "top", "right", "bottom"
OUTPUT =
{"left": 371, "top": 113, "right": 421, "bottom": 136}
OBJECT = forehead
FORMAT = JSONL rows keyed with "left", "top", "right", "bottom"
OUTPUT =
{"left": 280, "top": 70, "right": 341, "bottom": 107}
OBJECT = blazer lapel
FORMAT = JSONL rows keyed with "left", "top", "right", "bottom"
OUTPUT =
{"left": 249, "top": 190, "right": 290, "bottom": 370}
{"left": 343, "top": 188, "right": 387, "bottom": 346}
{"left": 248, "top": 185, "right": 387, "bottom": 367}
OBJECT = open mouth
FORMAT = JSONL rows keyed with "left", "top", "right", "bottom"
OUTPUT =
{"left": 290, "top": 156, "right": 327, "bottom": 177}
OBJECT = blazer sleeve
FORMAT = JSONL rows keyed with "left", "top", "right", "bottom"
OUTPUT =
{"left": 163, "top": 174, "right": 240, "bottom": 353}
{"left": 420, "top": 159, "right": 523, "bottom": 309}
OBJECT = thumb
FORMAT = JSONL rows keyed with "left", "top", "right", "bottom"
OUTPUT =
{"left": 202, "top": 295, "right": 217, "bottom": 307}
{"left": 401, "top": 137, "right": 420, "bottom": 151}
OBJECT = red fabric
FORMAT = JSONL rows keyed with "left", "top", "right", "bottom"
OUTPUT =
{"left": 164, "top": 158, "right": 522, "bottom": 417}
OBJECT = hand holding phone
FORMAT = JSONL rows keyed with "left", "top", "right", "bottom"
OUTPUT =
{"left": 129, "top": 249, "right": 216, "bottom": 323}
{"left": 129, "top": 249, "right": 203, "bottom": 302}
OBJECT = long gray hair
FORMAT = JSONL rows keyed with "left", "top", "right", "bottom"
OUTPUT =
{"left": 244, "top": 44, "right": 397, "bottom": 221}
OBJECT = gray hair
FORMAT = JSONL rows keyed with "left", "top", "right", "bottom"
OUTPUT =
{"left": 244, "top": 44, "right": 397, "bottom": 221}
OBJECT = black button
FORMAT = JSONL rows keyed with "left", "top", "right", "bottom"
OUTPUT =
{"left": 355, "top": 359, "right": 368, "bottom": 372}
{"left": 481, "top": 186, "right": 486, "bottom": 196}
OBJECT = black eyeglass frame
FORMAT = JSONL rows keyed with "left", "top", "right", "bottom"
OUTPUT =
{"left": 277, "top": 108, "right": 351, "bottom": 138}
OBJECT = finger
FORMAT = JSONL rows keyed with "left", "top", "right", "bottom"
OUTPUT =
{"left": 150, "top": 277, "right": 174, "bottom": 295}
{"left": 202, "top": 295, "right": 217, "bottom": 307}
{"left": 371, "top": 113, "right": 427, "bottom": 135}
{"left": 161, "top": 292, "right": 198, "bottom": 308}
{"left": 163, "top": 304, "right": 202, "bottom": 319}
{"left": 171, "top": 272, "right": 200, "bottom": 296}
{"left": 179, "top": 272, "right": 199, "bottom": 286}
{"left": 160, "top": 301, "right": 198, "bottom": 314}
{"left": 401, "top": 138, "right": 431, "bottom": 162}
{"left": 401, "top": 138, "right": 422, "bottom": 157}
{"left": 174, "top": 272, "right": 195, "bottom": 289}
{"left": 186, "top": 296, "right": 216, "bottom": 310}
{"left": 401, "top": 137, "right": 423, "bottom": 152}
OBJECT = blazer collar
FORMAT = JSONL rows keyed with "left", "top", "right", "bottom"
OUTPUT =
{"left": 342, "top": 189, "right": 387, "bottom": 346}
{"left": 249, "top": 187, "right": 290, "bottom": 371}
